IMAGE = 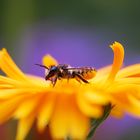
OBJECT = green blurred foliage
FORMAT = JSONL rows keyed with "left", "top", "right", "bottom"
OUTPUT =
{"left": 0, "top": 0, "right": 140, "bottom": 50}
{"left": 1, "top": 0, "right": 35, "bottom": 47}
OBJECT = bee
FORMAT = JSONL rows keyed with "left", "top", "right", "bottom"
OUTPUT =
{"left": 36, "top": 64, "right": 97, "bottom": 86}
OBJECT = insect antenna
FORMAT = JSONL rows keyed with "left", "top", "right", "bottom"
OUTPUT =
{"left": 35, "top": 64, "right": 49, "bottom": 69}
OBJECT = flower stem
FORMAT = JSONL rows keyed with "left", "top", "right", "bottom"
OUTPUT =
{"left": 87, "top": 104, "right": 112, "bottom": 140}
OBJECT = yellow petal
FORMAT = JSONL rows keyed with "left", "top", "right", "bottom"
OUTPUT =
{"left": 109, "top": 86, "right": 131, "bottom": 104}
{"left": 68, "top": 100, "right": 89, "bottom": 139}
{"left": 14, "top": 94, "right": 42, "bottom": 118}
{"left": 0, "top": 75, "right": 18, "bottom": 85}
{"left": 115, "top": 77, "right": 140, "bottom": 84}
{"left": 0, "top": 48, "right": 27, "bottom": 81}
{"left": 127, "top": 94, "right": 140, "bottom": 117}
{"left": 0, "top": 89, "right": 30, "bottom": 99}
{"left": 108, "top": 84, "right": 140, "bottom": 117}
{"left": 16, "top": 115, "right": 35, "bottom": 140}
{"left": 76, "top": 92, "right": 103, "bottom": 118}
{"left": 50, "top": 94, "right": 89, "bottom": 139}
{"left": 50, "top": 95, "right": 72, "bottom": 139}
{"left": 42, "top": 54, "right": 58, "bottom": 67}
{"left": 84, "top": 91, "right": 109, "bottom": 105}
{"left": 109, "top": 84, "right": 140, "bottom": 96}
{"left": 95, "top": 65, "right": 112, "bottom": 80}
{"left": 108, "top": 42, "right": 124, "bottom": 81}
{"left": 0, "top": 95, "right": 25, "bottom": 123}
{"left": 37, "top": 94, "right": 56, "bottom": 132}
{"left": 118, "top": 64, "right": 140, "bottom": 78}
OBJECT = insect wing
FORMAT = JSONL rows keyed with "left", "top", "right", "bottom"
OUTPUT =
{"left": 66, "top": 67, "right": 95, "bottom": 71}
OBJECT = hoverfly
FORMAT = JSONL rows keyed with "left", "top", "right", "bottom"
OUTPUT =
{"left": 36, "top": 64, "right": 97, "bottom": 86}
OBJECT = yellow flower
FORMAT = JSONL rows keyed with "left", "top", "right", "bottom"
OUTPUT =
{"left": 0, "top": 42, "right": 140, "bottom": 140}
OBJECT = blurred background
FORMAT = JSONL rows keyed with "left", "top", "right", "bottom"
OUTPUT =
{"left": 0, "top": 0, "right": 140, "bottom": 140}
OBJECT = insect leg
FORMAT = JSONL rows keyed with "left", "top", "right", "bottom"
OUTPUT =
{"left": 75, "top": 76, "right": 82, "bottom": 83}
{"left": 51, "top": 77, "right": 58, "bottom": 86}
{"left": 75, "top": 73, "right": 89, "bottom": 83}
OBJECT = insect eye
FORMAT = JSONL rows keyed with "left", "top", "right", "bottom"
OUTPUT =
{"left": 51, "top": 66, "right": 57, "bottom": 71}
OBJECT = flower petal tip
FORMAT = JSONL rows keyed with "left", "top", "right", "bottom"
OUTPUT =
{"left": 110, "top": 41, "right": 124, "bottom": 53}
{"left": 42, "top": 54, "right": 58, "bottom": 67}
{"left": 108, "top": 41, "right": 125, "bottom": 81}
{"left": 0, "top": 48, "right": 6, "bottom": 54}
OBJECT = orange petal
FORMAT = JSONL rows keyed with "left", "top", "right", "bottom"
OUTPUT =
{"left": 110, "top": 106, "right": 124, "bottom": 118}
{"left": 0, "top": 48, "right": 27, "bottom": 81}
{"left": 107, "top": 42, "right": 124, "bottom": 81}
{"left": 42, "top": 55, "right": 58, "bottom": 67}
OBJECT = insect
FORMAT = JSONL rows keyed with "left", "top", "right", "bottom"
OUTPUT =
{"left": 36, "top": 64, "right": 97, "bottom": 86}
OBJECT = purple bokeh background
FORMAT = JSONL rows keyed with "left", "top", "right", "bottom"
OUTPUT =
{"left": 17, "top": 23, "right": 140, "bottom": 140}
{"left": 18, "top": 24, "right": 115, "bottom": 76}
